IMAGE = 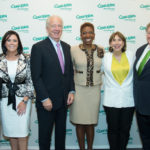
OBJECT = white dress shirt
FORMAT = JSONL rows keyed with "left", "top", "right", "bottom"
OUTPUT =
{"left": 48, "top": 37, "right": 65, "bottom": 63}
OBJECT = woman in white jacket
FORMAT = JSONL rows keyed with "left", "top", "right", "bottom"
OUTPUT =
{"left": 103, "top": 31, "right": 135, "bottom": 150}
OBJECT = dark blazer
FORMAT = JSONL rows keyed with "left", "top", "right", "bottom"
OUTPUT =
{"left": 133, "top": 43, "right": 150, "bottom": 115}
{"left": 30, "top": 38, "right": 75, "bottom": 110}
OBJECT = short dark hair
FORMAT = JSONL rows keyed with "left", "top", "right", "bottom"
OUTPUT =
{"left": 109, "top": 31, "right": 126, "bottom": 53}
{"left": 80, "top": 22, "right": 95, "bottom": 34}
{"left": 146, "top": 22, "right": 150, "bottom": 32}
{"left": 1, "top": 30, "right": 23, "bottom": 55}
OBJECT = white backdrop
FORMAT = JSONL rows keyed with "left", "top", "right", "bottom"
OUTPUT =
{"left": 0, "top": 0, "right": 150, "bottom": 149}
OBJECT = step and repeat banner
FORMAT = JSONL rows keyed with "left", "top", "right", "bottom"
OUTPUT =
{"left": 0, "top": 0, "right": 150, "bottom": 149}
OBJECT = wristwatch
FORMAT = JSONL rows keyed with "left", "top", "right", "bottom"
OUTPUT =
{"left": 22, "top": 99, "right": 28, "bottom": 104}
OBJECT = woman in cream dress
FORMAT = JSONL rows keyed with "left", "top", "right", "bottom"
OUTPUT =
{"left": 70, "top": 22, "right": 104, "bottom": 150}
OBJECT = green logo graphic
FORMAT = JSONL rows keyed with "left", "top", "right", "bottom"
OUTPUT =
{"left": 0, "top": 36, "right": 2, "bottom": 42}
{"left": 23, "top": 47, "right": 29, "bottom": 54}
{"left": 76, "top": 14, "right": 94, "bottom": 21}
{"left": 126, "top": 36, "right": 136, "bottom": 44}
{"left": 101, "top": 90, "right": 104, "bottom": 94}
{"left": 97, "top": 3, "right": 115, "bottom": 11}
{"left": 63, "top": 25, "right": 72, "bottom": 33}
{"left": 54, "top": 3, "right": 72, "bottom": 10}
{"left": 35, "top": 139, "right": 39, "bottom": 144}
{"left": 96, "top": 129, "right": 107, "bottom": 134}
{"left": 11, "top": 3, "right": 29, "bottom": 11}
{"left": 140, "top": 4, "right": 150, "bottom": 10}
{"left": 11, "top": 25, "right": 29, "bottom": 33}
{"left": 128, "top": 137, "right": 133, "bottom": 144}
{"left": 33, "top": 14, "right": 50, "bottom": 21}
{"left": 139, "top": 26, "right": 146, "bottom": 30}
{"left": 75, "top": 36, "right": 81, "bottom": 41}
{"left": 33, "top": 36, "right": 47, "bottom": 41}
{"left": 66, "top": 129, "right": 72, "bottom": 135}
{"left": 119, "top": 15, "right": 136, "bottom": 22}
{"left": 67, "top": 109, "right": 70, "bottom": 116}
{"left": 29, "top": 129, "right": 32, "bottom": 137}
{"left": 0, "top": 14, "right": 7, "bottom": 22}
{"left": 97, "top": 25, "right": 115, "bottom": 32}
{"left": 34, "top": 120, "right": 38, "bottom": 124}
{"left": 99, "top": 110, "right": 106, "bottom": 115}
{"left": 104, "top": 47, "right": 109, "bottom": 51}
{"left": 0, "top": 139, "right": 10, "bottom": 145}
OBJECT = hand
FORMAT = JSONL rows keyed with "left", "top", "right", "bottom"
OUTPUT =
{"left": 67, "top": 93, "right": 74, "bottom": 105}
{"left": 17, "top": 101, "right": 27, "bottom": 116}
{"left": 42, "top": 98, "right": 53, "bottom": 111}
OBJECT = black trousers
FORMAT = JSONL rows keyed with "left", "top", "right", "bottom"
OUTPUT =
{"left": 136, "top": 111, "right": 150, "bottom": 150}
{"left": 104, "top": 106, "right": 135, "bottom": 150}
{"left": 37, "top": 106, "right": 67, "bottom": 150}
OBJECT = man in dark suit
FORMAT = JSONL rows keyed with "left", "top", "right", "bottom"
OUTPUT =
{"left": 30, "top": 15, "right": 75, "bottom": 150}
{"left": 133, "top": 22, "right": 150, "bottom": 150}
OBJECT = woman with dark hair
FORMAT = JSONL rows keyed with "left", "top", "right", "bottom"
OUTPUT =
{"left": 103, "top": 31, "right": 135, "bottom": 150}
{"left": 0, "top": 30, "right": 34, "bottom": 150}
{"left": 69, "top": 22, "right": 104, "bottom": 150}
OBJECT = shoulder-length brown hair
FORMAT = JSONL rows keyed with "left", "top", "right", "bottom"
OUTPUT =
{"left": 1, "top": 30, "right": 23, "bottom": 55}
{"left": 109, "top": 31, "right": 126, "bottom": 53}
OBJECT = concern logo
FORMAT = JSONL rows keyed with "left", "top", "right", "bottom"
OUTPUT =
{"left": 76, "top": 14, "right": 94, "bottom": 22}
{"left": 119, "top": 15, "right": 136, "bottom": 22}
{"left": 23, "top": 47, "right": 29, "bottom": 54}
{"left": 139, "top": 26, "right": 146, "bottom": 31}
{"left": 54, "top": 3, "right": 72, "bottom": 10}
{"left": 11, "top": 25, "right": 29, "bottom": 33}
{"left": 0, "top": 14, "right": 7, "bottom": 22}
{"left": 126, "top": 36, "right": 136, "bottom": 44}
{"left": 128, "top": 137, "right": 133, "bottom": 144}
{"left": 33, "top": 14, "right": 50, "bottom": 21}
{"left": 66, "top": 129, "right": 72, "bottom": 135}
{"left": 63, "top": 25, "right": 72, "bottom": 33}
{"left": 96, "top": 129, "right": 107, "bottom": 134}
{"left": 0, "top": 36, "right": 2, "bottom": 42}
{"left": 104, "top": 47, "right": 109, "bottom": 51}
{"left": 35, "top": 139, "right": 39, "bottom": 144}
{"left": 11, "top": 3, "right": 29, "bottom": 11}
{"left": 97, "top": 25, "right": 115, "bottom": 32}
{"left": 99, "top": 110, "right": 106, "bottom": 115}
{"left": 75, "top": 36, "right": 81, "bottom": 41}
{"left": 33, "top": 36, "right": 47, "bottom": 41}
{"left": 0, "top": 139, "right": 10, "bottom": 145}
{"left": 140, "top": 4, "right": 150, "bottom": 10}
{"left": 97, "top": 3, "right": 115, "bottom": 11}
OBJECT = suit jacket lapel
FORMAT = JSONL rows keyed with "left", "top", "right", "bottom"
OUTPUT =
{"left": 134, "top": 44, "right": 148, "bottom": 76}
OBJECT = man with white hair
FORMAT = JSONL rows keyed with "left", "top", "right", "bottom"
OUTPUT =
{"left": 30, "top": 15, "right": 75, "bottom": 150}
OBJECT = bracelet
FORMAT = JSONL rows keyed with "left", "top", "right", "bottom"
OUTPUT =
{"left": 22, "top": 99, "right": 28, "bottom": 104}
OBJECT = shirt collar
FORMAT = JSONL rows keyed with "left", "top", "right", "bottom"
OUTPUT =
{"left": 48, "top": 36, "right": 61, "bottom": 46}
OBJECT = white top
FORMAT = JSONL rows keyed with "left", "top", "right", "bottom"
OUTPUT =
{"left": 7, "top": 60, "right": 18, "bottom": 82}
{"left": 136, "top": 44, "right": 150, "bottom": 71}
{"left": 103, "top": 51, "right": 135, "bottom": 108}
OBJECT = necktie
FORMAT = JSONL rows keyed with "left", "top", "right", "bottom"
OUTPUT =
{"left": 56, "top": 43, "right": 64, "bottom": 73}
{"left": 138, "top": 50, "right": 150, "bottom": 76}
